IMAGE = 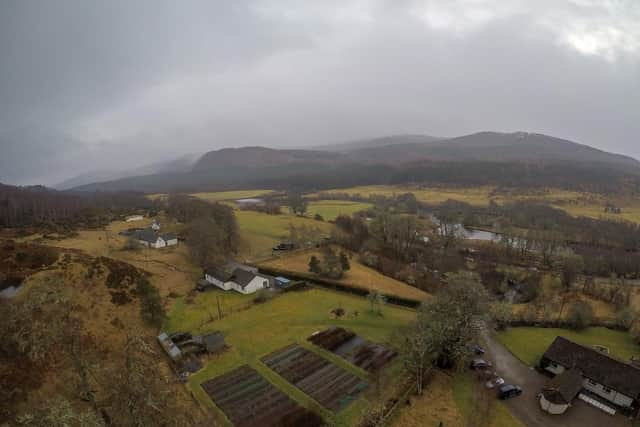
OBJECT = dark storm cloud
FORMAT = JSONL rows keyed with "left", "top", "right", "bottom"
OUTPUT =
{"left": 1, "top": 0, "right": 639, "bottom": 184}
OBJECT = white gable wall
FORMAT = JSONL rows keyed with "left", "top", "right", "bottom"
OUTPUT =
{"left": 204, "top": 274, "right": 231, "bottom": 290}
{"left": 151, "top": 237, "right": 166, "bottom": 249}
{"left": 232, "top": 276, "right": 269, "bottom": 295}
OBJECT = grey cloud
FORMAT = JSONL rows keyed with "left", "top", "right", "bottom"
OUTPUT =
{"left": 1, "top": 0, "right": 639, "bottom": 185}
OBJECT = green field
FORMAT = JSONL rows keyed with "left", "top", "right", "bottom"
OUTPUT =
{"left": 307, "top": 200, "right": 372, "bottom": 221}
{"left": 175, "top": 288, "right": 415, "bottom": 426}
{"left": 315, "top": 184, "right": 640, "bottom": 224}
{"left": 496, "top": 326, "right": 640, "bottom": 367}
{"left": 235, "top": 209, "right": 333, "bottom": 260}
{"left": 191, "top": 189, "right": 275, "bottom": 202}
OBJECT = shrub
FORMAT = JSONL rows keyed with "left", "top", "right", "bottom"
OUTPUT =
{"left": 566, "top": 301, "right": 593, "bottom": 330}
{"left": 631, "top": 321, "right": 640, "bottom": 345}
{"left": 314, "top": 213, "right": 324, "bottom": 221}
{"left": 616, "top": 307, "right": 635, "bottom": 330}
{"left": 253, "top": 289, "right": 272, "bottom": 304}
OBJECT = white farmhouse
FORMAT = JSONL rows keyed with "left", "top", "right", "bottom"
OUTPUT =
{"left": 133, "top": 229, "right": 178, "bottom": 249}
{"left": 126, "top": 215, "right": 144, "bottom": 222}
{"left": 204, "top": 265, "right": 270, "bottom": 295}
{"left": 151, "top": 220, "right": 161, "bottom": 231}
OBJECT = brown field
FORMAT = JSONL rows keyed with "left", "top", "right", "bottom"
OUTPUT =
{"left": 38, "top": 216, "right": 199, "bottom": 298}
{"left": 5, "top": 251, "right": 203, "bottom": 423}
{"left": 259, "top": 248, "right": 429, "bottom": 301}
{"left": 392, "top": 372, "right": 464, "bottom": 427}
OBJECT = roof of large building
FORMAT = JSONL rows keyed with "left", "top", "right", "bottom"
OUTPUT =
{"left": 160, "top": 232, "right": 177, "bottom": 241}
{"left": 230, "top": 268, "right": 261, "bottom": 289}
{"left": 133, "top": 228, "right": 159, "bottom": 243}
{"left": 204, "top": 266, "right": 233, "bottom": 282}
{"left": 543, "top": 336, "right": 640, "bottom": 398}
{"left": 542, "top": 369, "right": 584, "bottom": 405}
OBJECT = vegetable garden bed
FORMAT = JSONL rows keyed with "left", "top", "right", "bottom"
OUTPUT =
{"left": 201, "top": 365, "right": 322, "bottom": 427}
{"left": 261, "top": 344, "right": 367, "bottom": 411}
{"left": 308, "top": 327, "right": 397, "bottom": 372}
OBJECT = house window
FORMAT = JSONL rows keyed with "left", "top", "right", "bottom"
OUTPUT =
{"left": 588, "top": 379, "right": 597, "bottom": 386}
{"left": 550, "top": 362, "right": 558, "bottom": 368}
{"left": 602, "top": 386, "right": 612, "bottom": 394}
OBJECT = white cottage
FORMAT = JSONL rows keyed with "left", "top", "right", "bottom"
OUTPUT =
{"left": 204, "top": 266, "right": 269, "bottom": 295}
{"left": 133, "top": 229, "right": 178, "bottom": 249}
{"left": 540, "top": 336, "right": 640, "bottom": 414}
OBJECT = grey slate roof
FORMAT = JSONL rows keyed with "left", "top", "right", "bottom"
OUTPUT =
{"left": 542, "top": 336, "right": 640, "bottom": 398}
{"left": 134, "top": 228, "right": 159, "bottom": 243}
{"left": 542, "top": 369, "right": 584, "bottom": 404}
{"left": 160, "top": 233, "right": 177, "bottom": 241}
{"left": 230, "top": 268, "right": 259, "bottom": 289}
{"left": 204, "top": 266, "right": 233, "bottom": 282}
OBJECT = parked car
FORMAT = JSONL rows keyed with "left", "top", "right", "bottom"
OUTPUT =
{"left": 470, "top": 358, "right": 493, "bottom": 370}
{"left": 471, "top": 344, "right": 485, "bottom": 355}
{"left": 497, "top": 384, "right": 522, "bottom": 400}
{"left": 486, "top": 376, "right": 505, "bottom": 389}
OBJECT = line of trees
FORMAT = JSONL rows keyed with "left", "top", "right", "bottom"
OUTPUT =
{"left": 167, "top": 194, "right": 239, "bottom": 267}
{"left": 0, "top": 183, "right": 155, "bottom": 229}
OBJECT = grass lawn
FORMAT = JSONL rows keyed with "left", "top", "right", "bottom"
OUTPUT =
{"left": 452, "top": 373, "right": 525, "bottom": 427}
{"left": 235, "top": 210, "right": 333, "bottom": 261}
{"left": 259, "top": 248, "right": 429, "bottom": 301}
{"left": 180, "top": 288, "right": 416, "bottom": 426}
{"left": 164, "top": 288, "right": 254, "bottom": 333}
{"left": 306, "top": 200, "right": 372, "bottom": 221}
{"left": 392, "top": 371, "right": 524, "bottom": 427}
{"left": 496, "top": 326, "right": 640, "bottom": 367}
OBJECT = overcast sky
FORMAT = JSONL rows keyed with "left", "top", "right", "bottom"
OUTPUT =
{"left": 1, "top": 0, "right": 639, "bottom": 185}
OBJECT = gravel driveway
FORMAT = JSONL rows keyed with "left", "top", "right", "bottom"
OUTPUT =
{"left": 481, "top": 330, "right": 634, "bottom": 427}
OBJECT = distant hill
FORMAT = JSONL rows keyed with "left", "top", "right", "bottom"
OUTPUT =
{"left": 313, "top": 134, "right": 442, "bottom": 152}
{"left": 71, "top": 131, "right": 640, "bottom": 193}
{"left": 348, "top": 131, "right": 640, "bottom": 170}
{"left": 54, "top": 154, "right": 199, "bottom": 190}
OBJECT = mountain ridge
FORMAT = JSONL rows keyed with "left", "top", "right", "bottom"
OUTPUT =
{"left": 70, "top": 131, "right": 640, "bottom": 193}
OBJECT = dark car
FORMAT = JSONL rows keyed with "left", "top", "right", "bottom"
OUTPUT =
{"left": 472, "top": 344, "right": 485, "bottom": 355}
{"left": 470, "top": 358, "right": 492, "bottom": 370}
{"left": 497, "top": 384, "right": 522, "bottom": 400}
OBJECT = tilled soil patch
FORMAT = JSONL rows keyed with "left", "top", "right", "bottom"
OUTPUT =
{"left": 201, "top": 365, "right": 322, "bottom": 427}
{"left": 261, "top": 344, "right": 367, "bottom": 411}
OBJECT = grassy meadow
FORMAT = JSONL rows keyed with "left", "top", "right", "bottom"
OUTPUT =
{"left": 190, "top": 189, "right": 275, "bottom": 202}
{"left": 177, "top": 288, "right": 416, "bottom": 426}
{"left": 316, "top": 184, "right": 640, "bottom": 224}
{"left": 234, "top": 209, "right": 333, "bottom": 261}
{"left": 496, "top": 326, "right": 640, "bottom": 367}
{"left": 259, "top": 248, "right": 429, "bottom": 301}
{"left": 306, "top": 200, "right": 372, "bottom": 221}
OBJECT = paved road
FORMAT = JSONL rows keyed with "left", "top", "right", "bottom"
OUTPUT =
{"left": 481, "top": 330, "right": 633, "bottom": 427}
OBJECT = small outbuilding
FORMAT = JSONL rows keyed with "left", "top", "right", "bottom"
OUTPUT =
{"left": 539, "top": 369, "right": 584, "bottom": 415}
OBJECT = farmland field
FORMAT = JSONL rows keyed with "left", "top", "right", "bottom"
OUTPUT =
{"left": 235, "top": 210, "right": 333, "bottom": 261}
{"left": 259, "top": 248, "right": 429, "bottom": 301}
{"left": 178, "top": 288, "right": 415, "bottom": 426}
{"left": 191, "top": 189, "right": 275, "bottom": 202}
{"left": 316, "top": 184, "right": 640, "bottom": 224}
{"left": 262, "top": 344, "right": 367, "bottom": 411}
{"left": 201, "top": 365, "right": 321, "bottom": 427}
{"left": 306, "top": 200, "right": 372, "bottom": 221}
{"left": 496, "top": 326, "right": 640, "bottom": 367}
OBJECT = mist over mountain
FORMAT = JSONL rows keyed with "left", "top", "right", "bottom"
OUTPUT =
{"left": 71, "top": 131, "right": 640, "bottom": 194}
{"left": 54, "top": 154, "right": 199, "bottom": 190}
